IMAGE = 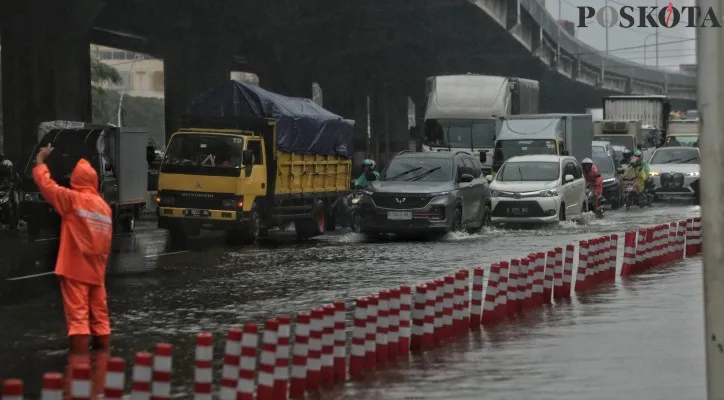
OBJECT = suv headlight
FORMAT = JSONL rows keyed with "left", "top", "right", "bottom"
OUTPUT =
{"left": 490, "top": 190, "right": 499, "bottom": 197}
{"left": 649, "top": 171, "right": 660, "bottom": 176}
{"left": 686, "top": 171, "right": 700, "bottom": 177}
{"left": 538, "top": 189, "right": 558, "bottom": 197}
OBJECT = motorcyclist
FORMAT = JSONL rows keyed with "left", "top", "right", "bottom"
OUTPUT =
{"left": 354, "top": 159, "right": 379, "bottom": 189}
{"left": 623, "top": 157, "right": 647, "bottom": 198}
{"left": 581, "top": 158, "right": 603, "bottom": 214}
{"left": 0, "top": 159, "right": 22, "bottom": 229}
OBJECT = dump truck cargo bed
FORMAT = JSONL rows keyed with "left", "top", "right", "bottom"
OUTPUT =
{"left": 274, "top": 151, "right": 352, "bottom": 195}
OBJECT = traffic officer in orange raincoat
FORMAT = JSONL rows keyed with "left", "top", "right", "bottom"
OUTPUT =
{"left": 33, "top": 143, "right": 113, "bottom": 353}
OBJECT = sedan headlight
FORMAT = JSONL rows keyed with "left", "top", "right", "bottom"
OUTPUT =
{"left": 538, "top": 189, "right": 558, "bottom": 197}
{"left": 686, "top": 171, "right": 700, "bottom": 177}
{"left": 490, "top": 190, "right": 500, "bottom": 197}
{"left": 649, "top": 171, "right": 660, "bottom": 176}
{"left": 429, "top": 191, "right": 451, "bottom": 197}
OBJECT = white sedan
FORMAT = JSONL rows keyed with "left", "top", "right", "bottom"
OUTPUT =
{"left": 647, "top": 147, "right": 700, "bottom": 202}
{"left": 485, "top": 154, "right": 588, "bottom": 224}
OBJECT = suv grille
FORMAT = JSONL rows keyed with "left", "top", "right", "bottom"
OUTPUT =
{"left": 372, "top": 193, "right": 432, "bottom": 209}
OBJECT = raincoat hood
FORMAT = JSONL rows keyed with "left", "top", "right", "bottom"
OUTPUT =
{"left": 70, "top": 159, "right": 99, "bottom": 193}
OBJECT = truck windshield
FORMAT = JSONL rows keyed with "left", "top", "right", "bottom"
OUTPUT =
{"left": 162, "top": 134, "right": 244, "bottom": 177}
{"left": 595, "top": 135, "right": 634, "bottom": 151}
{"left": 493, "top": 139, "right": 557, "bottom": 166}
{"left": 381, "top": 157, "right": 453, "bottom": 182}
{"left": 423, "top": 119, "right": 496, "bottom": 149}
{"left": 497, "top": 161, "right": 559, "bottom": 182}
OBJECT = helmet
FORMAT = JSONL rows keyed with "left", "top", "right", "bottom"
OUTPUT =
{"left": 633, "top": 150, "right": 642, "bottom": 158}
{"left": 630, "top": 157, "right": 641, "bottom": 167}
{"left": 581, "top": 158, "right": 593, "bottom": 166}
{"left": 361, "top": 159, "right": 376, "bottom": 169}
{"left": 0, "top": 159, "right": 12, "bottom": 171}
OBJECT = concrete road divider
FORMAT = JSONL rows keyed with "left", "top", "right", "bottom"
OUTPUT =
{"left": 2, "top": 217, "right": 703, "bottom": 400}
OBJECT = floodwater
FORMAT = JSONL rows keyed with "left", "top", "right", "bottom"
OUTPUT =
{"left": 0, "top": 203, "right": 704, "bottom": 399}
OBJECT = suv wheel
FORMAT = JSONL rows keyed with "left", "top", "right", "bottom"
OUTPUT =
{"left": 467, "top": 204, "right": 490, "bottom": 234}
{"left": 451, "top": 207, "right": 463, "bottom": 232}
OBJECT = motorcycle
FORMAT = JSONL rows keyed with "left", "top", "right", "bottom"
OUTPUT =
{"left": 0, "top": 182, "right": 19, "bottom": 230}
{"left": 623, "top": 178, "right": 643, "bottom": 210}
{"left": 585, "top": 185, "right": 604, "bottom": 218}
{"left": 347, "top": 192, "right": 363, "bottom": 232}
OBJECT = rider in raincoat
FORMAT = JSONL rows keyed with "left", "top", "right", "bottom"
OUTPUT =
{"left": 623, "top": 157, "right": 647, "bottom": 193}
{"left": 354, "top": 159, "right": 379, "bottom": 189}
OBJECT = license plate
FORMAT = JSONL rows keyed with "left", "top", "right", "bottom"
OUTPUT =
{"left": 507, "top": 207, "right": 529, "bottom": 215}
{"left": 183, "top": 208, "right": 211, "bottom": 218}
{"left": 387, "top": 211, "right": 412, "bottom": 220}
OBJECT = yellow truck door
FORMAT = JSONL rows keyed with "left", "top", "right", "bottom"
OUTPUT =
{"left": 238, "top": 138, "right": 267, "bottom": 211}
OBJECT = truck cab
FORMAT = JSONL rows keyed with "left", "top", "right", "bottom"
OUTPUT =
{"left": 593, "top": 120, "right": 641, "bottom": 166}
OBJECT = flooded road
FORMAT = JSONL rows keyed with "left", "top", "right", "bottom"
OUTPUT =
{"left": 0, "top": 203, "right": 703, "bottom": 398}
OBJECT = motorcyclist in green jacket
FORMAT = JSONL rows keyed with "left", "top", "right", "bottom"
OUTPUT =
{"left": 633, "top": 150, "right": 650, "bottom": 178}
{"left": 354, "top": 159, "right": 379, "bottom": 189}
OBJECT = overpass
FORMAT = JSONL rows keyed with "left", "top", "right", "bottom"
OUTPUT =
{"left": 0, "top": 0, "right": 697, "bottom": 165}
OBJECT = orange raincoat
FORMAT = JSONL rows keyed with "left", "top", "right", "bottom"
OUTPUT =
{"left": 33, "top": 159, "right": 113, "bottom": 341}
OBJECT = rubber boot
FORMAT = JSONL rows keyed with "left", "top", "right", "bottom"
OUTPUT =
{"left": 69, "top": 335, "right": 90, "bottom": 354}
{"left": 91, "top": 335, "right": 110, "bottom": 351}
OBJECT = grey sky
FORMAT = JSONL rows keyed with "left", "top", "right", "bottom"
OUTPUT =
{"left": 543, "top": 0, "right": 696, "bottom": 70}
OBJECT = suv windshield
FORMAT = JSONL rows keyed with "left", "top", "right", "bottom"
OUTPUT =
{"left": 423, "top": 119, "right": 496, "bottom": 149}
{"left": 497, "top": 161, "right": 560, "bottom": 182}
{"left": 162, "top": 134, "right": 244, "bottom": 176}
{"left": 382, "top": 157, "right": 453, "bottom": 182}
{"left": 650, "top": 148, "right": 700, "bottom": 164}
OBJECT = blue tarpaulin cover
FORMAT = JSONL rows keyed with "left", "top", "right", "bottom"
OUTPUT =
{"left": 187, "top": 80, "right": 354, "bottom": 157}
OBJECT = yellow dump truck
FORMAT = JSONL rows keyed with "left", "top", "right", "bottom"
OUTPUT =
{"left": 156, "top": 116, "right": 352, "bottom": 244}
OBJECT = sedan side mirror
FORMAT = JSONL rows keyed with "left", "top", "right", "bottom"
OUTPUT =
{"left": 485, "top": 175, "right": 493, "bottom": 182}
{"left": 459, "top": 173, "right": 474, "bottom": 183}
{"left": 241, "top": 149, "right": 254, "bottom": 166}
{"left": 564, "top": 174, "right": 575, "bottom": 183}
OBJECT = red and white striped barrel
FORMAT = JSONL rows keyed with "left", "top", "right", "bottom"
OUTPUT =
{"left": 236, "top": 322, "right": 258, "bottom": 400}
{"left": 432, "top": 279, "right": 445, "bottom": 343}
{"left": 644, "top": 227, "right": 655, "bottom": 268}
{"left": 193, "top": 333, "right": 213, "bottom": 400}
{"left": 562, "top": 244, "right": 574, "bottom": 298}
{"left": 460, "top": 269, "right": 470, "bottom": 328}
{"left": 575, "top": 240, "right": 589, "bottom": 292}
{"left": 523, "top": 256, "right": 535, "bottom": 309}
{"left": 321, "top": 305, "right": 336, "bottom": 384}
{"left": 275, "top": 315, "right": 292, "bottom": 398}
{"left": 452, "top": 274, "right": 465, "bottom": 335}
{"left": 595, "top": 236, "right": 605, "bottom": 282}
{"left": 290, "top": 312, "right": 310, "bottom": 397}
{"left": 551, "top": 249, "right": 563, "bottom": 300}
{"left": 608, "top": 234, "right": 618, "bottom": 280}
{"left": 589, "top": 238, "right": 600, "bottom": 285}
{"left": 349, "top": 299, "right": 367, "bottom": 378}
{"left": 481, "top": 264, "right": 499, "bottom": 324}
{"left": 71, "top": 363, "right": 91, "bottom": 400}
{"left": 41, "top": 372, "right": 63, "bottom": 400}
{"left": 667, "top": 223, "right": 677, "bottom": 262}
{"left": 442, "top": 275, "right": 455, "bottom": 338}
{"left": 131, "top": 352, "right": 153, "bottom": 400}
{"left": 507, "top": 259, "right": 520, "bottom": 313}
{"left": 532, "top": 253, "right": 545, "bottom": 306}
{"left": 333, "top": 300, "right": 347, "bottom": 382}
{"left": 635, "top": 229, "right": 647, "bottom": 272}
{"left": 464, "top": 268, "right": 480, "bottom": 328}
{"left": 544, "top": 250, "right": 555, "bottom": 303}
{"left": 495, "top": 261, "right": 509, "bottom": 319}
{"left": 387, "top": 289, "right": 401, "bottom": 361}
{"left": 364, "top": 297, "right": 379, "bottom": 369}
{"left": 257, "top": 319, "right": 279, "bottom": 400}
{"left": 423, "top": 281, "right": 437, "bottom": 348}
{"left": 620, "top": 231, "right": 637, "bottom": 277}
{"left": 685, "top": 218, "right": 694, "bottom": 257}
{"left": 220, "top": 328, "right": 241, "bottom": 400}
{"left": 398, "top": 285, "right": 412, "bottom": 355}
{"left": 2, "top": 379, "right": 23, "bottom": 400}
{"left": 693, "top": 217, "right": 702, "bottom": 254}
{"left": 676, "top": 220, "right": 686, "bottom": 260}
{"left": 151, "top": 343, "right": 172, "bottom": 400}
{"left": 104, "top": 358, "right": 126, "bottom": 400}
{"left": 410, "top": 285, "right": 427, "bottom": 351}
{"left": 653, "top": 225, "right": 664, "bottom": 265}
{"left": 376, "top": 291, "right": 390, "bottom": 364}
{"left": 307, "top": 308, "right": 324, "bottom": 389}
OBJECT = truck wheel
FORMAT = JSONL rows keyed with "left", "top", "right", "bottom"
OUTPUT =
{"left": 122, "top": 215, "right": 135, "bottom": 233}
{"left": 240, "top": 204, "right": 264, "bottom": 244}
{"left": 295, "top": 200, "right": 326, "bottom": 241}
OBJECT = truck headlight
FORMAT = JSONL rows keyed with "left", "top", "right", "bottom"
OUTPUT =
{"left": 538, "top": 189, "right": 558, "bottom": 197}
{"left": 159, "top": 195, "right": 174, "bottom": 206}
{"left": 222, "top": 199, "right": 235, "bottom": 208}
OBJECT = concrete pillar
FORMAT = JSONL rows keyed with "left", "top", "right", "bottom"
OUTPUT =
{"left": 163, "top": 34, "right": 233, "bottom": 141}
{"left": 1, "top": 0, "right": 102, "bottom": 163}
{"left": 370, "top": 82, "right": 410, "bottom": 167}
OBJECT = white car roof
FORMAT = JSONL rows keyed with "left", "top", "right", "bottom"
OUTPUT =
{"left": 506, "top": 154, "right": 566, "bottom": 163}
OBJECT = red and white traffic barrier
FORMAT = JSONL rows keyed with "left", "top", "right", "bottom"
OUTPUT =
{"left": 220, "top": 328, "right": 241, "bottom": 400}
{"left": 387, "top": 290, "right": 401, "bottom": 361}
{"left": 452, "top": 274, "right": 465, "bottom": 336}
{"left": 693, "top": 217, "right": 702, "bottom": 255}
{"left": 321, "top": 305, "right": 336, "bottom": 383}
{"left": 348, "top": 299, "right": 366, "bottom": 378}
{"left": 520, "top": 257, "right": 532, "bottom": 310}
{"left": 620, "top": 231, "right": 637, "bottom": 277}
{"left": 532, "top": 253, "right": 545, "bottom": 307}
{"left": 685, "top": 218, "right": 695, "bottom": 257}
{"left": 432, "top": 279, "right": 445, "bottom": 343}
{"left": 460, "top": 269, "right": 471, "bottom": 328}
{"left": 410, "top": 285, "right": 426, "bottom": 352}
{"left": 544, "top": 251, "right": 554, "bottom": 303}
{"left": 193, "top": 333, "right": 213, "bottom": 400}
{"left": 237, "top": 323, "right": 258, "bottom": 400}
{"left": 495, "top": 261, "right": 510, "bottom": 318}
{"left": 423, "top": 282, "right": 436, "bottom": 347}
{"left": 151, "top": 343, "right": 173, "bottom": 400}
{"left": 376, "top": 292, "right": 390, "bottom": 365}
{"left": 575, "top": 240, "right": 589, "bottom": 292}
{"left": 442, "top": 276, "right": 454, "bottom": 339}
{"left": 308, "top": 308, "right": 324, "bottom": 389}
{"left": 364, "top": 296, "right": 379, "bottom": 369}
{"left": 508, "top": 259, "right": 521, "bottom": 313}
{"left": 562, "top": 244, "right": 574, "bottom": 298}
{"left": 333, "top": 300, "right": 347, "bottom": 381}
{"left": 608, "top": 234, "right": 618, "bottom": 280}
{"left": 104, "top": 358, "right": 126, "bottom": 400}
{"left": 41, "top": 372, "right": 63, "bottom": 400}
{"left": 470, "top": 267, "right": 484, "bottom": 327}
{"left": 635, "top": 229, "right": 646, "bottom": 273}
{"left": 71, "top": 363, "right": 91, "bottom": 400}
{"left": 551, "top": 249, "right": 563, "bottom": 300}
{"left": 589, "top": 238, "right": 601, "bottom": 286}
{"left": 3, "top": 379, "right": 23, "bottom": 400}
{"left": 481, "top": 264, "right": 499, "bottom": 325}
{"left": 290, "top": 312, "right": 310, "bottom": 396}
{"left": 398, "top": 285, "right": 412, "bottom": 355}
{"left": 275, "top": 315, "right": 292, "bottom": 397}
{"left": 131, "top": 352, "right": 153, "bottom": 399}
{"left": 257, "top": 319, "right": 279, "bottom": 400}
{"left": 677, "top": 220, "right": 686, "bottom": 260}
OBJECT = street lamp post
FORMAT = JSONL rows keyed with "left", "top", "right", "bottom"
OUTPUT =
{"left": 117, "top": 53, "right": 141, "bottom": 127}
